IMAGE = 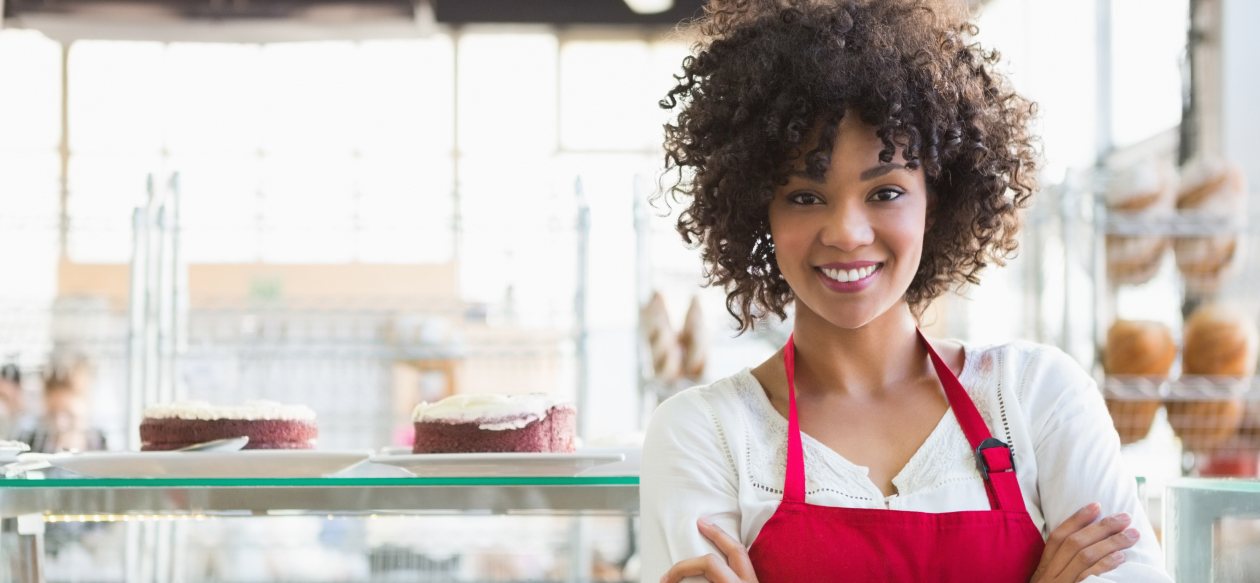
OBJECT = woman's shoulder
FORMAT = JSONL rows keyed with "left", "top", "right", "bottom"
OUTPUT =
{"left": 643, "top": 370, "right": 761, "bottom": 462}
{"left": 963, "top": 339, "right": 1094, "bottom": 387}
{"left": 650, "top": 369, "right": 761, "bottom": 425}
{"left": 961, "top": 339, "right": 1102, "bottom": 427}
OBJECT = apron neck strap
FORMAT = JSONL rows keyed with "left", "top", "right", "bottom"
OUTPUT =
{"left": 783, "top": 333, "right": 806, "bottom": 503}
{"left": 916, "top": 328, "right": 991, "bottom": 449}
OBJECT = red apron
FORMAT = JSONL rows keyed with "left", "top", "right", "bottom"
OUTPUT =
{"left": 747, "top": 330, "right": 1045, "bottom": 582}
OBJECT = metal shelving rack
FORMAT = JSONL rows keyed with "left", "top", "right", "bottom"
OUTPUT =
{"left": 1077, "top": 165, "right": 1260, "bottom": 470}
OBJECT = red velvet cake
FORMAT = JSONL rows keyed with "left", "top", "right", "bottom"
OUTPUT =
{"left": 411, "top": 393, "right": 576, "bottom": 454}
{"left": 140, "top": 401, "right": 318, "bottom": 451}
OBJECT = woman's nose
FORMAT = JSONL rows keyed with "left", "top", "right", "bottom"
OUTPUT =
{"left": 818, "top": 204, "right": 874, "bottom": 251}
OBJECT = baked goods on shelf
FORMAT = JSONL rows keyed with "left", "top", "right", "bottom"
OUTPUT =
{"left": 411, "top": 393, "right": 576, "bottom": 454}
{"left": 641, "top": 292, "right": 682, "bottom": 382}
{"left": 1103, "top": 320, "right": 1176, "bottom": 443}
{"left": 641, "top": 292, "right": 710, "bottom": 383}
{"left": 1173, "top": 157, "right": 1249, "bottom": 295}
{"left": 677, "top": 295, "right": 708, "bottom": 381}
{"left": 139, "top": 401, "right": 318, "bottom": 451}
{"left": 1166, "top": 304, "right": 1258, "bottom": 451}
{"left": 1104, "top": 160, "right": 1176, "bottom": 285}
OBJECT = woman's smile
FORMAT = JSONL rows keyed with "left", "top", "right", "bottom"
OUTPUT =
{"left": 815, "top": 262, "right": 884, "bottom": 292}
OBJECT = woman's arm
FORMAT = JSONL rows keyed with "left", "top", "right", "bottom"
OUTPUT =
{"left": 1031, "top": 350, "right": 1173, "bottom": 582}
{"left": 640, "top": 390, "right": 743, "bottom": 583}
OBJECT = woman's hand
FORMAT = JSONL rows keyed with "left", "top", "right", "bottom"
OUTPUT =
{"left": 660, "top": 518, "right": 759, "bottom": 583}
{"left": 1030, "top": 503, "right": 1141, "bottom": 583}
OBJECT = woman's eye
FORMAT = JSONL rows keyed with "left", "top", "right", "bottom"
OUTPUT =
{"left": 788, "top": 192, "right": 823, "bottom": 205}
{"left": 869, "top": 188, "right": 904, "bottom": 202}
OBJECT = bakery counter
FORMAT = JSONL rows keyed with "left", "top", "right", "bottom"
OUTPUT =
{"left": 1164, "top": 478, "right": 1260, "bottom": 582}
{"left": 0, "top": 474, "right": 639, "bottom": 518}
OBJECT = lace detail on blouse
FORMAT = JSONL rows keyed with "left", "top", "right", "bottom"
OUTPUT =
{"left": 734, "top": 376, "right": 881, "bottom": 500}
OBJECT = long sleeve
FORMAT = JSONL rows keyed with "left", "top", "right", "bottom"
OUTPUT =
{"left": 639, "top": 389, "right": 742, "bottom": 583}
{"left": 1029, "top": 349, "right": 1173, "bottom": 582}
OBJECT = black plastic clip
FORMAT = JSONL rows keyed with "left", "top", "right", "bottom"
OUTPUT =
{"left": 974, "top": 437, "right": 1015, "bottom": 476}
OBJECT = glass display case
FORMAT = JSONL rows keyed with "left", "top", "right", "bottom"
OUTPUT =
{"left": 1164, "top": 478, "right": 1260, "bottom": 582}
{"left": 0, "top": 473, "right": 640, "bottom": 583}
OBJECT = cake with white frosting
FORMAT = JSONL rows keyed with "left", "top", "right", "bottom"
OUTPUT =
{"left": 139, "top": 400, "right": 318, "bottom": 450}
{"left": 411, "top": 393, "right": 575, "bottom": 454}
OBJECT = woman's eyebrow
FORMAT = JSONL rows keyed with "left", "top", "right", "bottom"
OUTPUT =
{"left": 787, "top": 163, "right": 908, "bottom": 182}
{"left": 859, "top": 163, "right": 907, "bottom": 181}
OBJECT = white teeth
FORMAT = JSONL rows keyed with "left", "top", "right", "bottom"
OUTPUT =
{"left": 821, "top": 264, "right": 879, "bottom": 284}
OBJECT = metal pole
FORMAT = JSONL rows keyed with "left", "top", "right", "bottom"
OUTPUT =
{"left": 571, "top": 177, "right": 593, "bottom": 583}
{"left": 632, "top": 176, "right": 653, "bottom": 426}
{"left": 145, "top": 179, "right": 161, "bottom": 417}
{"left": 574, "top": 177, "right": 590, "bottom": 441}
{"left": 171, "top": 173, "right": 187, "bottom": 402}
{"left": 1095, "top": 0, "right": 1113, "bottom": 161}
{"left": 127, "top": 202, "right": 148, "bottom": 450}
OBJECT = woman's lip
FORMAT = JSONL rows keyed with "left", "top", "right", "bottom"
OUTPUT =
{"left": 815, "top": 264, "right": 882, "bottom": 293}
{"left": 818, "top": 261, "right": 882, "bottom": 270}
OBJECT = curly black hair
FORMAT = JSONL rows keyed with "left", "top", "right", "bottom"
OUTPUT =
{"left": 658, "top": 0, "right": 1038, "bottom": 333}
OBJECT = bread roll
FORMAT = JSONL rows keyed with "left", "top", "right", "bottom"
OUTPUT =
{"left": 1105, "top": 160, "right": 1176, "bottom": 285}
{"left": 1182, "top": 304, "right": 1259, "bottom": 376}
{"left": 1176, "top": 159, "right": 1247, "bottom": 210}
{"left": 1103, "top": 320, "right": 1175, "bottom": 444}
{"left": 1173, "top": 158, "right": 1248, "bottom": 295}
{"left": 1107, "top": 236, "right": 1168, "bottom": 285}
{"left": 640, "top": 292, "right": 681, "bottom": 382}
{"left": 1167, "top": 304, "right": 1258, "bottom": 451}
{"left": 1105, "top": 159, "right": 1176, "bottom": 212}
{"left": 677, "top": 295, "right": 707, "bottom": 381}
{"left": 1104, "top": 320, "right": 1178, "bottom": 375}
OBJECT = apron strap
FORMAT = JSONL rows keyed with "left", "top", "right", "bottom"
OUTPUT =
{"left": 783, "top": 334, "right": 806, "bottom": 503}
{"left": 780, "top": 331, "right": 1027, "bottom": 514}
{"left": 917, "top": 329, "right": 1027, "bottom": 514}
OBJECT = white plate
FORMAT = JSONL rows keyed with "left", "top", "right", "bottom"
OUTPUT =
{"left": 48, "top": 450, "right": 372, "bottom": 478}
{"left": 0, "top": 447, "right": 30, "bottom": 464}
{"left": 370, "top": 451, "right": 625, "bottom": 477}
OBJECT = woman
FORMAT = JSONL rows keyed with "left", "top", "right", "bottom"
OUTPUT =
{"left": 640, "top": 1, "right": 1171, "bottom": 581}
{"left": 15, "top": 355, "right": 107, "bottom": 453}
{"left": 0, "top": 362, "right": 24, "bottom": 439}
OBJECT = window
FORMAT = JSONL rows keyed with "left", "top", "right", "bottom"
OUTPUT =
{"left": 65, "top": 37, "right": 457, "bottom": 264}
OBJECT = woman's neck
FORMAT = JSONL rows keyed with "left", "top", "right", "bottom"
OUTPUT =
{"left": 790, "top": 300, "right": 928, "bottom": 399}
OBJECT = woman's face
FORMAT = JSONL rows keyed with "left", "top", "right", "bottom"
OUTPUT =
{"left": 768, "top": 114, "right": 930, "bottom": 330}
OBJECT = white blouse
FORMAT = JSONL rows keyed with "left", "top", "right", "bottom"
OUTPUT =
{"left": 639, "top": 340, "right": 1172, "bottom": 582}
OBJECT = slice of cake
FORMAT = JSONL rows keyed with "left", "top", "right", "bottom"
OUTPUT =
{"left": 411, "top": 394, "right": 575, "bottom": 454}
{"left": 140, "top": 400, "right": 318, "bottom": 451}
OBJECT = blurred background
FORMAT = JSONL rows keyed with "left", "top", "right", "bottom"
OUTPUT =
{"left": 0, "top": 0, "right": 1257, "bottom": 581}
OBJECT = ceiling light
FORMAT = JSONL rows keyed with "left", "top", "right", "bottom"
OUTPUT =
{"left": 624, "top": 0, "right": 674, "bottom": 15}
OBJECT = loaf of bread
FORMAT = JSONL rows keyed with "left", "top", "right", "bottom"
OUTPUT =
{"left": 1167, "top": 304, "right": 1258, "bottom": 451}
{"left": 1103, "top": 320, "right": 1176, "bottom": 444}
